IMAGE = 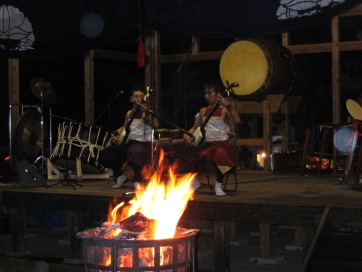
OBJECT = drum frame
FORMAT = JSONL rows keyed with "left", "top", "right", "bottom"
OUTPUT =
{"left": 51, "top": 121, "right": 112, "bottom": 174}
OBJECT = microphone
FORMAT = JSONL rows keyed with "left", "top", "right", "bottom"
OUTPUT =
{"left": 112, "top": 130, "right": 119, "bottom": 136}
{"left": 115, "top": 90, "right": 125, "bottom": 96}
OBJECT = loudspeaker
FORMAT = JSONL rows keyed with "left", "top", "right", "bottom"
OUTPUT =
{"left": 19, "top": 159, "right": 47, "bottom": 187}
{"left": 270, "top": 151, "right": 301, "bottom": 172}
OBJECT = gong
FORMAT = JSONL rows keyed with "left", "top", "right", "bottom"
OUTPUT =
{"left": 219, "top": 38, "right": 294, "bottom": 101}
{"left": 13, "top": 110, "right": 43, "bottom": 163}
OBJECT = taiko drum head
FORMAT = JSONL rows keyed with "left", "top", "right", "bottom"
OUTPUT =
{"left": 220, "top": 40, "right": 268, "bottom": 96}
{"left": 220, "top": 39, "right": 294, "bottom": 101}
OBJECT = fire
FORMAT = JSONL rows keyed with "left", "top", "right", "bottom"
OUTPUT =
{"left": 107, "top": 149, "right": 197, "bottom": 240}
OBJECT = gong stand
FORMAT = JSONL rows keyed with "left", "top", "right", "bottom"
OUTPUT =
{"left": 30, "top": 77, "right": 57, "bottom": 175}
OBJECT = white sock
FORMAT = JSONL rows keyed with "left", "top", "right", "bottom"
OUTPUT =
{"left": 215, "top": 182, "right": 226, "bottom": 196}
{"left": 112, "top": 175, "right": 126, "bottom": 189}
{"left": 191, "top": 177, "right": 201, "bottom": 191}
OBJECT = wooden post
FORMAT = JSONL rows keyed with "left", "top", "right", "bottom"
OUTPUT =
{"left": 84, "top": 50, "right": 94, "bottom": 124}
{"left": 260, "top": 223, "right": 272, "bottom": 258}
{"left": 295, "top": 225, "right": 314, "bottom": 248}
{"left": 263, "top": 99, "right": 271, "bottom": 172}
{"left": 153, "top": 31, "right": 161, "bottom": 116}
{"left": 281, "top": 32, "right": 290, "bottom": 47}
{"left": 191, "top": 37, "right": 200, "bottom": 54}
{"left": 11, "top": 207, "right": 26, "bottom": 252}
{"left": 281, "top": 101, "right": 290, "bottom": 151}
{"left": 214, "top": 220, "right": 230, "bottom": 272}
{"left": 331, "top": 16, "right": 340, "bottom": 124}
{"left": 8, "top": 58, "right": 20, "bottom": 170}
{"left": 65, "top": 210, "right": 84, "bottom": 259}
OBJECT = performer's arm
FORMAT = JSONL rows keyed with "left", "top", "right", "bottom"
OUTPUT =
{"left": 183, "top": 109, "right": 204, "bottom": 145}
{"left": 112, "top": 111, "right": 130, "bottom": 142}
{"left": 217, "top": 95, "right": 241, "bottom": 124}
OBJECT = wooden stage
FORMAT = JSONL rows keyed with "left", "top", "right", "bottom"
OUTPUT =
{"left": 1, "top": 171, "right": 362, "bottom": 271}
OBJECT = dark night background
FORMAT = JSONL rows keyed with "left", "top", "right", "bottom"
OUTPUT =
{"left": 1, "top": 15, "right": 362, "bottom": 160}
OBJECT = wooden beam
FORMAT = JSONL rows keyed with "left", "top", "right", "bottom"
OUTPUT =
{"left": 159, "top": 51, "right": 224, "bottom": 63}
{"left": 84, "top": 50, "right": 94, "bottom": 124}
{"left": 93, "top": 49, "right": 137, "bottom": 62}
{"left": 339, "top": 3, "right": 362, "bottom": 17}
{"left": 285, "top": 41, "right": 362, "bottom": 55}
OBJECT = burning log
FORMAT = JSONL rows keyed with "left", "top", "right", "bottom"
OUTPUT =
{"left": 98, "top": 212, "right": 156, "bottom": 240}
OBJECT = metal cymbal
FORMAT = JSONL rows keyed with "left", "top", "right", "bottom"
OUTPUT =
{"left": 30, "top": 77, "right": 57, "bottom": 104}
{"left": 14, "top": 110, "right": 43, "bottom": 163}
{"left": 346, "top": 99, "right": 362, "bottom": 121}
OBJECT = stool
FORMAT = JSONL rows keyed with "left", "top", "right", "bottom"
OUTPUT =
{"left": 206, "top": 168, "right": 238, "bottom": 192}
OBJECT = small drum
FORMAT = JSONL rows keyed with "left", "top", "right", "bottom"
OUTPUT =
{"left": 154, "top": 128, "right": 184, "bottom": 146}
{"left": 51, "top": 122, "right": 112, "bottom": 173}
{"left": 219, "top": 38, "right": 294, "bottom": 101}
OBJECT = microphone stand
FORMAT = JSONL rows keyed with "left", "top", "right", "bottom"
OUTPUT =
{"left": 95, "top": 92, "right": 123, "bottom": 127}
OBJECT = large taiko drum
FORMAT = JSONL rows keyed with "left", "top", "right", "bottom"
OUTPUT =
{"left": 219, "top": 38, "right": 295, "bottom": 101}
{"left": 51, "top": 122, "right": 112, "bottom": 173}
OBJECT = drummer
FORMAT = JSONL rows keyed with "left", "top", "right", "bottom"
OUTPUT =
{"left": 100, "top": 84, "right": 159, "bottom": 189}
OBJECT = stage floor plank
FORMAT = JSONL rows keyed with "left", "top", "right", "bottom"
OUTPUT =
{"left": 1, "top": 172, "right": 362, "bottom": 209}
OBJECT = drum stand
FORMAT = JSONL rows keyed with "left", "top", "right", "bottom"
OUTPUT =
{"left": 46, "top": 125, "right": 83, "bottom": 189}
{"left": 46, "top": 167, "right": 83, "bottom": 189}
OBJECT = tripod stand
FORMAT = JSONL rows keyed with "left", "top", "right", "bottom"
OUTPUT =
{"left": 46, "top": 167, "right": 83, "bottom": 189}
{"left": 46, "top": 124, "right": 83, "bottom": 190}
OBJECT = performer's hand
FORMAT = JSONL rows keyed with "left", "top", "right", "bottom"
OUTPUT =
{"left": 217, "top": 95, "right": 229, "bottom": 107}
{"left": 111, "top": 134, "right": 119, "bottom": 143}
{"left": 183, "top": 134, "right": 194, "bottom": 146}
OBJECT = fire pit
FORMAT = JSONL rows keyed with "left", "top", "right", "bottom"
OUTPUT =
{"left": 77, "top": 227, "right": 197, "bottom": 272}
{"left": 77, "top": 149, "right": 199, "bottom": 272}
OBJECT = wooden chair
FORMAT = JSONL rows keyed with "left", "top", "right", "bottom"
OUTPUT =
{"left": 205, "top": 131, "right": 238, "bottom": 192}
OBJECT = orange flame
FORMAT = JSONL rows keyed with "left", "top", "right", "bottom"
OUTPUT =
{"left": 108, "top": 149, "right": 197, "bottom": 240}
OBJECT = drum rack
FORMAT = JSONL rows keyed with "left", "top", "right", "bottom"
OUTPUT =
{"left": 46, "top": 158, "right": 110, "bottom": 182}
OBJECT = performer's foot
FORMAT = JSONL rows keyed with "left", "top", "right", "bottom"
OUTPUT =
{"left": 134, "top": 181, "right": 140, "bottom": 190}
{"left": 191, "top": 177, "right": 201, "bottom": 192}
{"left": 112, "top": 175, "right": 126, "bottom": 189}
{"left": 215, "top": 182, "right": 226, "bottom": 196}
